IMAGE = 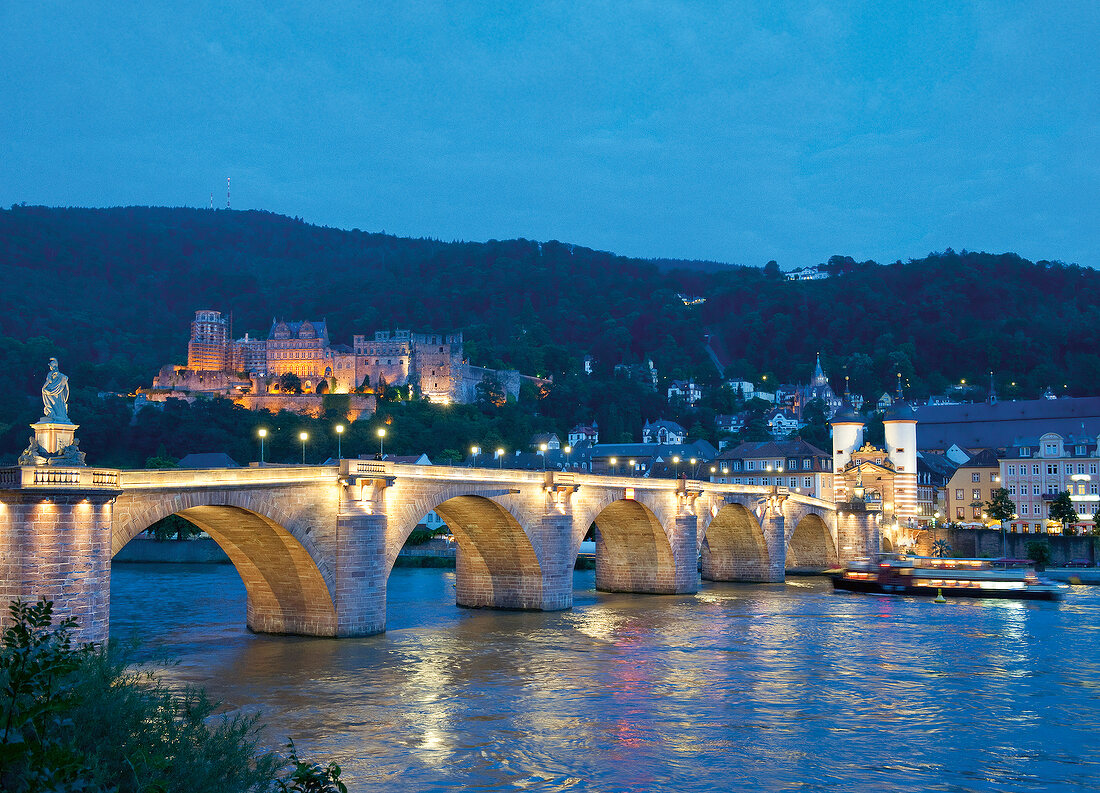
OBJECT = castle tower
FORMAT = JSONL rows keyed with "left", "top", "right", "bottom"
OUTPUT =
{"left": 830, "top": 387, "right": 865, "bottom": 502}
{"left": 187, "top": 310, "right": 230, "bottom": 372}
{"left": 883, "top": 374, "right": 918, "bottom": 524}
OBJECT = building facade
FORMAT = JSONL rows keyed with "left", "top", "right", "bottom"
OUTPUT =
{"left": 711, "top": 440, "right": 833, "bottom": 499}
{"left": 1000, "top": 433, "right": 1100, "bottom": 534}
{"left": 943, "top": 448, "right": 1001, "bottom": 526}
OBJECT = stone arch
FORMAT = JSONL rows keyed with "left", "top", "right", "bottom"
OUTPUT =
{"left": 881, "top": 535, "right": 894, "bottom": 552}
{"left": 786, "top": 512, "right": 838, "bottom": 571}
{"left": 700, "top": 501, "right": 772, "bottom": 582}
{"left": 387, "top": 488, "right": 544, "bottom": 610}
{"left": 112, "top": 493, "right": 336, "bottom": 636}
{"left": 588, "top": 498, "right": 679, "bottom": 594}
{"left": 572, "top": 488, "right": 678, "bottom": 555}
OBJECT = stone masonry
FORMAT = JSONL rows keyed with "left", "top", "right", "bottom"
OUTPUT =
{"left": 0, "top": 462, "right": 858, "bottom": 643}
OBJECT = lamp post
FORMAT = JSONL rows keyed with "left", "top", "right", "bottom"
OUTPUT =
{"left": 299, "top": 431, "right": 308, "bottom": 464}
{"left": 690, "top": 457, "right": 697, "bottom": 479}
{"left": 629, "top": 458, "right": 636, "bottom": 478}
{"left": 539, "top": 443, "right": 548, "bottom": 471}
{"left": 335, "top": 424, "right": 344, "bottom": 460}
{"left": 377, "top": 428, "right": 386, "bottom": 459}
{"left": 470, "top": 445, "right": 480, "bottom": 467}
{"left": 496, "top": 447, "right": 505, "bottom": 469}
{"left": 564, "top": 445, "right": 572, "bottom": 470}
{"left": 257, "top": 428, "right": 267, "bottom": 465}
{"left": 609, "top": 457, "right": 617, "bottom": 476}
{"left": 672, "top": 455, "right": 680, "bottom": 479}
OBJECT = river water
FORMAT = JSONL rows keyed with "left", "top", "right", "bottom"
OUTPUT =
{"left": 110, "top": 564, "right": 1100, "bottom": 792}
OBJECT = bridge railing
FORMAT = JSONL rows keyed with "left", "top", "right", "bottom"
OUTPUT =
{"left": 119, "top": 465, "right": 339, "bottom": 490}
{"left": 0, "top": 466, "right": 122, "bottom": 491}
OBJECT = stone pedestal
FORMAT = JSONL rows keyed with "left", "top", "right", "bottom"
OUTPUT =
{"left": 32, "top": 421, "right": 79, "bottom": 455}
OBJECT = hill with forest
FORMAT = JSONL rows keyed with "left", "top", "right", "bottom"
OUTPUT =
{"left": 0, "top": 204, "right": 1097, "bottom": 465}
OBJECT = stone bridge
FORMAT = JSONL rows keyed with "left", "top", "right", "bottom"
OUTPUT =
{"left": 0, "top": 462, "right": 878, "bottom": 641}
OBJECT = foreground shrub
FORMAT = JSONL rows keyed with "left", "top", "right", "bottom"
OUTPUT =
{"left": 0, "top": 599, "right": 344, "bottom": 792}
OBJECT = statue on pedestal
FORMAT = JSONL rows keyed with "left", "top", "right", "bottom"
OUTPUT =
{"left": 26, "top": 358, "right": 84, "bottom": 465}
{"left": 52, "top": 440, "right": 87, "bottom": 467}
{"left": 18, "top": 435, "right": 45, "bottom": 466}
{"left": 41, "top": 357, "right": 71, "bottom": 424}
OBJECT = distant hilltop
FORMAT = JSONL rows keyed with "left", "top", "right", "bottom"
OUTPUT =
{"left": 0, "top": 205, "right": 1096, "bottom": 403}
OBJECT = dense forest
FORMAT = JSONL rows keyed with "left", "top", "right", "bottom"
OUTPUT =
{"left": 0, "top": 205, "right": 1096, "bottom": 465}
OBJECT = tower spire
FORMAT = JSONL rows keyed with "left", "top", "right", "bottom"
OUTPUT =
{"left": 989, "top": 370, "right": 998, "bottom": 405}
{"left": 895, "top": 371, "right": 903, "bottom": 401}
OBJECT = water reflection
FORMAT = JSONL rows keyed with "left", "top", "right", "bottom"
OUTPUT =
{"left": 111, "top": 565, "right": 1100, "bottom": 792}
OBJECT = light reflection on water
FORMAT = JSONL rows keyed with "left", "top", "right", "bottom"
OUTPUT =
{"left": 110, "top": 564, "right": 1100, "bottom": 792}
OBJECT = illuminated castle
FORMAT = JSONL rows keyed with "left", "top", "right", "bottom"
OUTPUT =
{"left": 156, "top": 309, "right": 544, "bottom": 408}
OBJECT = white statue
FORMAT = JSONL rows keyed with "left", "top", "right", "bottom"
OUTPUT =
{"left": 41, "top": 357, "right": 71, "bottom": 424}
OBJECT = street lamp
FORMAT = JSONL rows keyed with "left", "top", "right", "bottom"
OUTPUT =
{"left": 257, "top": 428, "right": 267, "bottom": 465}
{"left": 496, "top": 447, "right": 505, "bottom": 468}
{"left": 470, "top": 445, "right": 480, "bottom": 467}
{"left": 539, "top": 443, "right": 548, "bottom": 471}
{"left": 672, "top": 455, "right": 680, "bottom": 479}
{"left": 609, "top": 457, "right": 617, "bottom": 476}
{"left": 377, "top": 427, "right": 386, "bottom": 458}
{"left": 690, "top": 457, "right": 697, "bottom": 479}
{"left": 629, "top": 458, "right": 636, "bottom": 478}
{"left": 335, "top": 424, "right": 344, "bottom": 460}
{"left": 564, "top": 445, "right": 572, "bottom": 470}
{"left": 299, "top": 431, "right": 308, "bottom": 464}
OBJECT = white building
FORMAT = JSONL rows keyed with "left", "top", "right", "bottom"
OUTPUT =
{"left": 642, "top": 419, "right": 687, "bottom": 445}
{"left": 667, "top": 379, "right": 702, "bottom": 406}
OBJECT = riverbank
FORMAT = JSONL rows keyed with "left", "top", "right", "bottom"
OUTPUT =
{"left": 114, "top": 536, "right": 230, "bottom": 564}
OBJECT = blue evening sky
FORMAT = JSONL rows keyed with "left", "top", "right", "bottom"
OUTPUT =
{"left": 3, "top": 2, "right": 1097, "bottom": 268}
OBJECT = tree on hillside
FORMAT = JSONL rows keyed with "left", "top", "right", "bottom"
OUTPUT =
{"left": 797, "top": 398, "right": 829, "bottom": 449}
{"left": 1049, "top": 491, "right": 1079, "bottom": 535}
{"left": 476, "top": 376, "right": 507, "bottom": 409}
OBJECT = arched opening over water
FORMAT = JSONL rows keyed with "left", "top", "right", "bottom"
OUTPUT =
{"left": 881, "top": 535, "right": 895, "bottom": 552}
{"left": 113, "top": 505, "right": 336, "bottom": 636}
{"left": 590, "top": 499, "right": 678, "bottom": 593}
{"left": 389, "top": 495, "right": 544, "bottom": 610}
{"left": 786, "top": 513, "right": 838, "bottom": 571}
{"left": 701, "top": 502, "right": 771, "bottom": 582}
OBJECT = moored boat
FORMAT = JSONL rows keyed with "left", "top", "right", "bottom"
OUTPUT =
{"left": 831, "top": 553, "right": 1065, "bottom": 601}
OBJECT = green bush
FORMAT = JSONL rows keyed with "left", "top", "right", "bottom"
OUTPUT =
{"left": 0, "top": 599, "right": 345, "bottom": 792}
{"left": 1026, "top": 541, "right": 1054, "bottom": 568}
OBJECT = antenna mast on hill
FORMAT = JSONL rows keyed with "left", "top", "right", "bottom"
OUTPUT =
{"left": 226, "top": 177, "right": 231, "bottom": 209}
{"left": 209, "top": 193, "right": 213, "bottom": 210}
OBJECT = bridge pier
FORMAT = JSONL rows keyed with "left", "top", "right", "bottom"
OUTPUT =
{"left": 837, "top": 499, "right": 881, "bottom": 560}
{"left": 0, "top": 469, "right": 120, "bottom": 643}
{"left": 334, "top": 511, "right": 388, "bottom": 636}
